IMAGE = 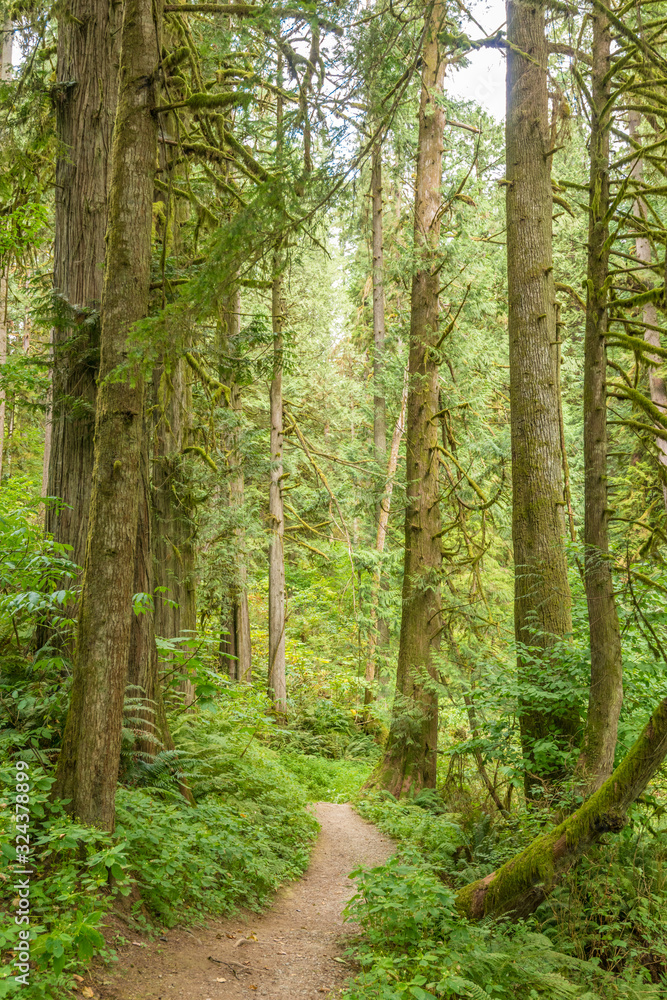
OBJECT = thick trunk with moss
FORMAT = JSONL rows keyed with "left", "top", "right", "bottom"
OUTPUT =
{"left": 457, "top": 694, "right": 667, "bottom": 920}
{"left": 218, "top": 289, "right": 252, "bottom": 683}
{"left": 372, "top": 2, "right": 445, "bottom": 796}
{"left": 268, "top": 271, "right": 287, "bottom": 712}
{"left": 52, "top": 0, "right": 161, "bottom": 831}
{"left": 45, "top": 0, "right": 119, "bottom": 574}
{"left": 579, "top": 7, "right": 623, "bottom": 794}
{"left": 506, "top": 0, "right": 578, "bottom": 794}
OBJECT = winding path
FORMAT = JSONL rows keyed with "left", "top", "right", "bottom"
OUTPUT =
{"left": 98, "top": 803, "right": 393, "bottom": 1000}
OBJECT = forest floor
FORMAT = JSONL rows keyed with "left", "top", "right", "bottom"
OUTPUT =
{"left": 93, "top": 803, "right": 393, "bottom": 1000}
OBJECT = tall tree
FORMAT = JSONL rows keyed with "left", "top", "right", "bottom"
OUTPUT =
{"left": 218, "top": 288, "right": 252, "bottom": 683}
{"left": 506, "top": 0, "right": 578, "bottom": 795}
{"left": 371, "top": 142, "right": 387, "bottom": 490}
{"left": 52, "top": 0, "right": 162, "bottom": 830}
{"left": 578, "top": 3, "right": 623, "bottom": 793}
{"left": 374, "top": 0, "right": 446, "bottom": 796}
{"left": 267, "top": 67, "right": 287, "bottom": 713}
{"left": 45, "top": 0, "right": 119, "bottom": 573}
{"left": 268, "top": 261, "right": 287, "bottom": 712}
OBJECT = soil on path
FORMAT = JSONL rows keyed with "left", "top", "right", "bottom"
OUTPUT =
{"left": 96, "top": 802, "right": 393, "bottom": 1000}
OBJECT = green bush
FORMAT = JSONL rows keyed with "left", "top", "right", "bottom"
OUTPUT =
{"left": 345, "top": 796, "right": 663, "bottom": 1000}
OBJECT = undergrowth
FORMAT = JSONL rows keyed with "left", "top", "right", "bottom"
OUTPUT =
{"left": 345, "top": 793, "right": 666, "bottom": 1000}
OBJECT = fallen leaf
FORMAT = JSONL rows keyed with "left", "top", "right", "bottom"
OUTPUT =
{"left": 248, "top": 986, "right": 257, "bottom": 991}
{"left": 72, "top": 975, "right": 84, "bottom": 983}
{"left": 215, "top": 977, "right": 227, "bottom": 983}
{"left": 131, "top": 941, "right": 146, "bottom": 948}
{"left": 277, "top": 951, "right": 287, "bottom": 955}
{"left": 81, "top": 988, "right": 94, "bottom": 998}
{"left": 226, "top": 934, "right": 235, "bottom": 939}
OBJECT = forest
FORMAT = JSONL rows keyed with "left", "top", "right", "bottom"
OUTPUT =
{"left": 4, "top": 0, "right": 667, "bottom": 995}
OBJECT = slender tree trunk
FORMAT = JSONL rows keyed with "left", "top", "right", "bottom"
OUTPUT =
{"left": 456, "top": 693, "right": 667, "bottom": 920}
{"left": 371, "top": 140, "right": 391, "bottom": 653}
{"left": 152, "top": 357, "right": 196, "bottom": 705}
{"left": 628, "top": 111, "right": 667, "bottom": 509}
{"left": 372, "top": 142, "right": 387, "bottom": 485}
{"left": 0, "top": 269, "right": 6, "bottom": 484}
{"left": 126, "top": 415, "right": 176, "bottom": 757}
{"left": 268, "top": 267, "right": 287, "bottom": 712}
{"left": 0, "top": 28, "right": 10, "bottom": 485}
{"left": 218, "top": 289, "right": 251, "bottom": 682}
{"left": 52, "top": 0, "right": 161, "bottom": 831}
{"left": 45, "top": 0, "right": 119, "bottom": 574}
{"left": 506, "top": 0, "right": 578, "bottom": 796}
{"left": 364, "top": 371, "right": 407, "bottom": 705}
{"left": 579, "top": 6, "right": 623, "bottom": 794}
{"left": 372, "top": 1, "right": 445, "bottom": 796}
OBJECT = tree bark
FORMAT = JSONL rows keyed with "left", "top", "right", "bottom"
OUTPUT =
{"left": 0, "top": 268, "right": 6, "bottom": 484}
{"left": 364, "top": 371, "right": 407, "bottom": 706}
{"left": 456, "top": 693, "right": 667, "bottom": 920}
{"left": 45, "top": 0, "right": 120, "bottom": 574}
{"left": 268, "top": 268, "right": 287, "bottom": 712}
{"left": 506, "top": 0, "right": 578, "bottom": 795}
{"left": 372, "top": 142, "right": 387, "bottom": 482}
{"left": 579, "top": 6, "right": 623, "bottom": 794}
{"left": 371, "top": 140, "right": 391, "bottom": 653}
{"left": 218, "top": 288, "right": 252, "bottom": 683}
{"left": 0, "top": 27, "right": 10, "bottom": 485}
{"left": 628, "top": 112, "right": 667, "bottom": 511}
{"left": 52, "top": 0, "right": 161, "bottom": 831}
{"left": 372, "top": 1, "right": 445, "bottom": 796}
{"left": 152, "top": 357, "right": 197, "bottom": 705}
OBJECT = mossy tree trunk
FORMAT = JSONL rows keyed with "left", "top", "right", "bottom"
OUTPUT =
{"left": 456, "top": 694, "right": 667, "bottom": 919}
{"left": 52, "top": 0, "right": 162, "bottom": 831}
{"left": 45, "top": 0, "right": 120, "bottom": 577}
{"left": 506, "top": 0, "right": 578, "bottom": 795}
{"left": 372, "top": 0, "right": 445, "bottom": 796}
{"left": 218, "top": 288, "right": 252, "bottom": 683}
{"left": 579, "top": 6, "right": 623, "bottom": 794}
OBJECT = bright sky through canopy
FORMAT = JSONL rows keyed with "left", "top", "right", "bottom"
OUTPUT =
{"left": 445, "top": 0, "right": 506, "bottom": 120}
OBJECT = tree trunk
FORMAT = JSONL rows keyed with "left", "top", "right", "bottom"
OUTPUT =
{"left": 628, "top": 112, "right": 667, "bottom": 510}
{"left": 371, "top": 140, "right": 391, "bottom": 654}
{"left": 127, "top": 414, "right": 175, "bottom": 758}
{"left": 0, "top": 28, "right": 10, "bottom": 485}
{"left": 268, "top": 268, "right": 287, "bottom": 712}
{"left": 506, "top": 0, "right": 578, "bottom": 796}
{"left": 152, "top": 357, "right": 197, "bottom": 705}
{"left": 52, "top": 0, "right": 161, "bottom": 831}
{"left": 0, "top": 268, "right": 6, "bottom": 484}
{"left": 456, "top": 693, "right": 667, "bottom": 920}
{"left": 579, "top": 6, "right": 623, "bottom": 794}
{"left": 45, "top": 0, "right": 119, "bottom": 574}
{"left": 218, "top": 289, "right": 252, "bottom": 683}
{"left": 372, "top": 1, "right": 445, "bottom": 796}
{"left": 372, "top": 142, "right": 387, "bottom": 486}
{"left": 364, "top": 371, "right": 407, "bottom": 706}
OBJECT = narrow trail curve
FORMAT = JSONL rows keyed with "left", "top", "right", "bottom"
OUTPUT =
{"left": 99, "top": 803, "right": 393, "bottom": 1000}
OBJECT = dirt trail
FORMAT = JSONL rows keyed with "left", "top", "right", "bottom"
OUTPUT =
{"left": 98, "top": 803, "right": 393, "bottom": 1000}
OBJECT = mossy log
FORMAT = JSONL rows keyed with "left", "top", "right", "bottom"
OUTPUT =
{"left": 456, "top": 696, "right": 667, "bottom": 920}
